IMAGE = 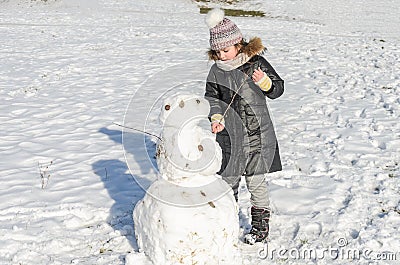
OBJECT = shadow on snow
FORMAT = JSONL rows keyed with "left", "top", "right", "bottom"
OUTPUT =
{"left": 92, "top": 127, "right": 157, "bottom": 251}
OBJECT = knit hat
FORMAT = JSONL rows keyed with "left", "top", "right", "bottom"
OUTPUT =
{"left": 206, "top": 8, "right": 243, "bottom": 51}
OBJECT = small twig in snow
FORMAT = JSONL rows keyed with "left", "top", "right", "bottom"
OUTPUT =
{"left": 38, "top": 160, "right": 53, "bottom": 189}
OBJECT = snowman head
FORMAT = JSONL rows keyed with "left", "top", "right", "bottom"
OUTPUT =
{"left": 157, "top": 94, "right": 222, "bottom": 181}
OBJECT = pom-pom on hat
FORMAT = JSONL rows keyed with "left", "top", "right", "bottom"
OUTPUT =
{"left": 206, "top": 8, "right": 243, "bottom": 51}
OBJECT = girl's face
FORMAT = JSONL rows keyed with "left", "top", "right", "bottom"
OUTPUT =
{"left": 217, "top": 45, "right": 239, "bottom": 61}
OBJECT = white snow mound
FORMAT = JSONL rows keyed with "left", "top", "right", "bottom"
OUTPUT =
{"left": 133, "top": 94, "right": 241, "bottom": 265}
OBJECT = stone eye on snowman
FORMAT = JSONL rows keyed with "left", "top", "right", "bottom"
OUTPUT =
{"left": 133, "top": 94, "right": 241, "bottom": 265}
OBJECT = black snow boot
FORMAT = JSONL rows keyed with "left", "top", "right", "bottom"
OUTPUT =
{"left": 244, "top": 206, "right": 270, "bottom": 245}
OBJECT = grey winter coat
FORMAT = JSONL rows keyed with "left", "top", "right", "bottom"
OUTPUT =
{"left": 205, "top": 37, "right": 284, "bottom": 177}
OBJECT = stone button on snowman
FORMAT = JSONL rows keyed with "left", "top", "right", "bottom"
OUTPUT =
{"left": 133, "top": 94, "right": 242, "bottom": 265}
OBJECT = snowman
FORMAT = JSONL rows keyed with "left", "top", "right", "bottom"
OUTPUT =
{"left": 133, "top": 94, "right": 242, "bottom": 265}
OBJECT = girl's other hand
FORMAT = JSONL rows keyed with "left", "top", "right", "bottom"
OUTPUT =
{"left": 211, "top": 122, "right": 225, "bottom": 134}
{"left": 252, "top": 67, "right": 264, "bottom": 82}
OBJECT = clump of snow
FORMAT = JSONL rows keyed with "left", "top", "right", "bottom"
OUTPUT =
{"left": 157, "top": 94, "right": 222, "bottom": 182}
{"left": 133, "top": 94, "right": 241, "bottom": 265}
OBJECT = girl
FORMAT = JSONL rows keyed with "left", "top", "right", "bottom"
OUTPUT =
{"left": 204, "top": 9, "right": 284, "bottom": 245}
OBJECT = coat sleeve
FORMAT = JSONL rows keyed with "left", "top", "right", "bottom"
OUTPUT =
{"left": 205, "top": 68, "right": 223, "bottom": 120}
{"left": 258, "top": 56, "right": 284, "bottom": 99}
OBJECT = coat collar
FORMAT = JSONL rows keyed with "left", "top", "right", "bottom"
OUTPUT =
{"left": 240, "top": 37, "right": 265, "bottom": 58}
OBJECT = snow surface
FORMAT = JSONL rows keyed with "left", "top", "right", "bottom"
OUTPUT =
{"left": 0, "top": 0, "right": 399, "bottom": 264}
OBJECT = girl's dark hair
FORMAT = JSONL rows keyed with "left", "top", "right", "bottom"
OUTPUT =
{"left": 235, "top": 39, "right": 249, "bottom": 53}
{"left": 207, "top": 39, "right": 249, "bottom": 61}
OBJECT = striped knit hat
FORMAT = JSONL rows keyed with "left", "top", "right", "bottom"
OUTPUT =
{"left": 206, "top": 9, "right": 243, "bottom": 51}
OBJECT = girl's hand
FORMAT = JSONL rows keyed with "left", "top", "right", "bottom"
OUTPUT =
{"left": 211, "top": 122, "right": 225, "bottom": 134}
{"left": 252, "top": 67, "right": 265, "bottom": 82}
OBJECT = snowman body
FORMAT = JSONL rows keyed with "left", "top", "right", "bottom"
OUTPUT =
{"left": 133, "top": 94, "right": 241, "bottom": 265}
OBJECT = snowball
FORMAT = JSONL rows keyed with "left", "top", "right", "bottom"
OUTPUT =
{"left": 133, "top": 179, "right": 241, "bottom": 265}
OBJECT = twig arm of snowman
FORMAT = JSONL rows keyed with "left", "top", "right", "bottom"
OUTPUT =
{"left": 112, "top": 122, "right": 163, "bottom": 142}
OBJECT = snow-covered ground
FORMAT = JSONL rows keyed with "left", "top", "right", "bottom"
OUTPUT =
{"left": 0, "top": 0, "right": 399, "bottom": 264}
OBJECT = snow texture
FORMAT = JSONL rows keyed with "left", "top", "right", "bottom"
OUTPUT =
{"left": 0, "top": 0, "right": 399, "bottom": 264}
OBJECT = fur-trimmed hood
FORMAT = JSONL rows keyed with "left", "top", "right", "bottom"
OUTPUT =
{"left": 208, "top": 37, "right": 266, "bottom": 61}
